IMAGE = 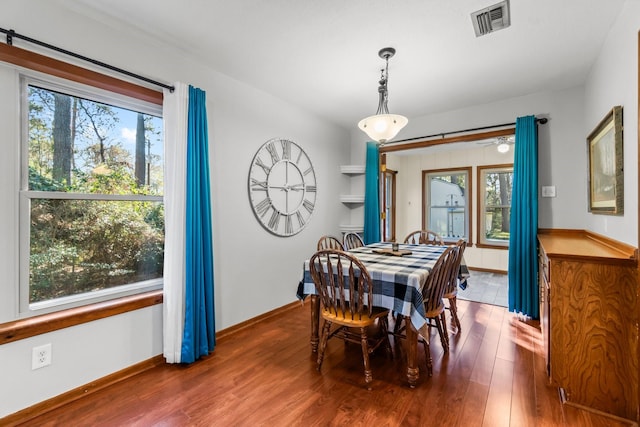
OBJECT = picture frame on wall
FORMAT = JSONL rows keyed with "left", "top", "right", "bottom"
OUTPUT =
{"left": 587, "top": 105, "right": 623, "bottom": 215}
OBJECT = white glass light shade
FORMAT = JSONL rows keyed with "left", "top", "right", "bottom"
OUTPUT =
{"left": 357, "top": 113, "right": 408, "bottom": 143}
{"left": 497, "top": 142, "right": 510, "bottom": 153}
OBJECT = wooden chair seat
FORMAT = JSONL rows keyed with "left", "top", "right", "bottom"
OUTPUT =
{"left": 322, "top": 305, "right": 389, "bottom": 327}
{"left": 424, "top": 301, "right": 446, "bottom": 320}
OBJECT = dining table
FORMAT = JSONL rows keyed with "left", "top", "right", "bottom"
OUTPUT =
{"left": 297, "top": 241, "right": 451, "bottom": 388}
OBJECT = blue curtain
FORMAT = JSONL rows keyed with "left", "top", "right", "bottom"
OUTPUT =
{"left": 181, "top": 86, "right": 216, "bottom": 362}
{"left": 508, "top": 115, "right": 539, "bottom": 319}
{"left": 363, "top": 141, "right": 380, "bottom": 244}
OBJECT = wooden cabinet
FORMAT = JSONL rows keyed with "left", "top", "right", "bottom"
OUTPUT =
{"left": 538, "top": 229, "right": 638, "bottom": 421}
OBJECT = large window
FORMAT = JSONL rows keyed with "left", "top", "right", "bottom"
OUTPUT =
{"left": 21, "top": 75, "right": 164, "bottom": 314}
{"left": 423, "top": 167, "right": 472, "bottom": 243}
{"left": 477, "top": 165, "right": 513, "bottom": 248}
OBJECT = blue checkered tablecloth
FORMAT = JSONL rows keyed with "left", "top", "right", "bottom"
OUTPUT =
{"left": 298, "top": 242, "right": 448, "bottom": 331}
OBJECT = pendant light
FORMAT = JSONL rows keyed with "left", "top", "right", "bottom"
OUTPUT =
{"left": 357, "top": 47, "right": 408, "bottom": 143}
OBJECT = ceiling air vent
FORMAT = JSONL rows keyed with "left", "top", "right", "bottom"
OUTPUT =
{"left": 471, "top": 0, "right": 510, "bottom": 37}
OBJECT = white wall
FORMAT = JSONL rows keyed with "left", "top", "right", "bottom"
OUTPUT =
{"left": 584, "top": 1, "right": 640, "bottom": 245}
{"left": 0, "top": 0, "right": 349, "bottom": 417}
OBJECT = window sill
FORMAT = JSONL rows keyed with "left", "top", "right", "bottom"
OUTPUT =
{"left": 475, "top": 242, "right": 509, "bottom": 250}
{"left": 0, "top": 290, "right": 163, "bottom": 346}
{"left": 443, "top": 239, "right": 473, "bottom": 248}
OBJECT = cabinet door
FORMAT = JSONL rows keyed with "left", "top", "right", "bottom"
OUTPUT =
{"left": 553, "top": 260, "right": 638, "bottom": 419}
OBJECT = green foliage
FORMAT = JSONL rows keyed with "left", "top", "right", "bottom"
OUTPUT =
{"left": 486, "top": 230, "right": 510, "bottom": 240}
{"left": 29, "top": 167, "right": 68, "bottom": 192}
{"left": 29, "top": 196, "right": 165, "bottom": 302}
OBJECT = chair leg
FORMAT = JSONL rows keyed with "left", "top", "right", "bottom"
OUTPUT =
{"left": 393, "top": 313, "right": 404, "bottom": 335}
{"left": 440, "top": 312, "right": 450, "bottom": 349}
{"left": 379, "top": 316, "right": 392, "bottom": 356}
{"left": 448, "top": 296, "right": 461, "bottom": 332}
{"left": 434, "top": 315, "right": 449, "bottom": 353}
{"left": 316, "top": 321, "right": 332, "bottom": 370}
{"left": 421, "top": 337, "right": 433, "bottom": 376}
{"left": 360, "top": 327, "right": 373, "bottom": 387}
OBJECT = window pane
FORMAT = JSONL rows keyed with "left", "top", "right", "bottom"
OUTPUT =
{"left": 29, "top": 199, "right": 164, "bottom": 303}
{"left": 484, "top": 207, "right": 511, "bottom": 241}
{"left": 28, "top": 85, "right": 164, "bottom": 195}
{"left": 427, "top": 172, "right": 467, "bottom": 240}
{"left": 484, "top": 171, "right": 512, "bottom": 207}
{"left": 482, "top": 168, "right": 512, "bottom": 244}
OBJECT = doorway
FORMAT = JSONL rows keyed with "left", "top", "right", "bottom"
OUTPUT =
{"left": 380, "top": 129, "right": 514, "bottom": 306}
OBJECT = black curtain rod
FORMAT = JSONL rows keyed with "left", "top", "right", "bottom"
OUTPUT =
{"left": 1, "top": 27, "right": 175, "bottom": 92}
{"left": 387, "top": 117, "right": 548, "bottom": 145}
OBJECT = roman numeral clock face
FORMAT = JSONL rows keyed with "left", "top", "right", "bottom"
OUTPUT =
{"left": 248, "top": 138, "right": 317, "bottom": 236}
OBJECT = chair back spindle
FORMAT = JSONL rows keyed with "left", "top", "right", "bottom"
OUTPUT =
{"left": 343, "top": 232, "right": 365, "bottom": 250}
{"left": 404, "top": 230, "right": 444, "bottom": 245}
{"left": 317, "top": 235, "right": 344, "bottom": 251}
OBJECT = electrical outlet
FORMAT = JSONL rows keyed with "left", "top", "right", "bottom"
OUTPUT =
{"left": 32, "top": 343, "right": 52, "bottom": 370}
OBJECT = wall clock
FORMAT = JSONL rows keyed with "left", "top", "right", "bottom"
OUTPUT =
{"left": 248, "top": 138, "right": 317, "bottom": 236}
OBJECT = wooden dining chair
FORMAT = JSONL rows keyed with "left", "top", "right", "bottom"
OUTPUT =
{"left": 403, "top": 230, "right": 444, "bottom": 245}
{"left": 444, "top": 239, "right": 467, "bottom": 332}
{"left": 317, "top": 235, "right": 344, "bottom": 250}
{"left": 392, "top": 245, "right": 456, "bottom": 376}
{"left": 343, "top": 232, "right": 365, "bottom": 250}
{"left": 309, "top": 249, "right": 391, "bottom": 388}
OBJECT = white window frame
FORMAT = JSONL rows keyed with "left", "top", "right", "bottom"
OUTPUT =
{"left": 19, "top": 72, "right": 164, "bottom": 316}
{"left": 380, "top": 168, "right": 396, "bottom": 242}
{"left": 477, "top": 164, "right": 513, "bottom": 249}
{"left": 422, "top": 167, "right": 472, "bottom": 244}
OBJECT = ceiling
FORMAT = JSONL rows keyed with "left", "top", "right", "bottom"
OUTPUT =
{"left": 59, "top": 0, "right": 626, "bottom": 136}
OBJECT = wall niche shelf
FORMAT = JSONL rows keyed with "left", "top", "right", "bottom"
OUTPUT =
{"left": 340, "top": 165, "right": 366, "bottom": 175}
{"left": 340, "top": 195, "right": 365, "bottom": 204}
{"left": 340, "top": 165, "right": 365, "bottom": 237}
{"left": 340, "top": 165, "right": 365, "bottom": 204}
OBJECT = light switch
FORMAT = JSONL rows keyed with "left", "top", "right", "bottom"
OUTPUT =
{"left": 541, "top": 186, "right": 556, "bottom": 197}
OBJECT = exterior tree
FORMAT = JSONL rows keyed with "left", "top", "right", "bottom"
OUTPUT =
{"left": 78, "top": 99, "right": 119, "bottom": 167}
{"left": 135, "top": 113, "right": 146, "bottom": 186}
{"left": 28, "top": 90, "right": 53, "bottom": 179}
{"left": 499, "top": 172, "right": 510, "bottom": 233}
{"left": 52, "top": 93, "right": 72, "bottom": 185}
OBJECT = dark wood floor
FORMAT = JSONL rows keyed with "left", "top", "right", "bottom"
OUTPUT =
{"left": 14, "top": 299, "right": 634, "bottom": 426}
